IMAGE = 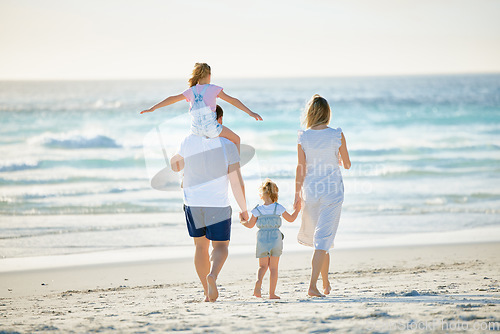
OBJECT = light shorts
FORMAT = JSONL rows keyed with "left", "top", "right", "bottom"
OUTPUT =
{"left": 256, "top": 229, "right": 283, "bottom": 258}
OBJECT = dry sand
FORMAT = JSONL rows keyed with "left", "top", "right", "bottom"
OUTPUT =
{"left": 1, "top": 242, "right": 499, "bottom": 333}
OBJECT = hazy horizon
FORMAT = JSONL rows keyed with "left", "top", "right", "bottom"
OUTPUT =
{"left": 0, "top": 72, "right": 499, "bottom": 83}
{"left": 1, "top": 0, "right": 500, "bottom": 80}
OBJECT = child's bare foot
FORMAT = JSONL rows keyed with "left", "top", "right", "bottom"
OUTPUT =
{"left": 323, "top": 283, "right": 331, "bottom": 295}
{"left": 206, "top": 274, "right": 218, "bottom": 302}
{"left": 308, "top": 287, "right": 325, "bottom": 297}
{"left": 269, "top": 294, "right": 280, "bottom": 299}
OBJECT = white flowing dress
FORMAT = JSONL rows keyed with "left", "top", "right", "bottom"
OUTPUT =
{"left": 297, "top": 127, "right": 344, "bottom": 251}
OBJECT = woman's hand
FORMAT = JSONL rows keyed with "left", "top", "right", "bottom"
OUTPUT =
{"left": 293, "top": 193, "right": 302, "bottom": 210}
{"left": 249, "top": 112, "right": 263, "bottom": 121}
{"left": 294, "top": 196, "right": 302, "bottom": 211}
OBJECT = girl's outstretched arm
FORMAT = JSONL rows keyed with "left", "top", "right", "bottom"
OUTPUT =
{"left": 241, "top": 215, "right": 257, "bottom": 228}
{"left": 218, "top": 91, "right": 263, "bottom": 121}
{"left": 140, "top": 94, "right": 185, "bottom": 114}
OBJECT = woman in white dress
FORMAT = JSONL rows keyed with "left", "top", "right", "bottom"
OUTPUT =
{"left": 294, "top": 94, "right": 351, "bottom": 297}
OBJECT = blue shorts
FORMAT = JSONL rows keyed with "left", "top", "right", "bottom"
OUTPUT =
{"left": 184, "top": 205, "right": 232, "bottom": 241}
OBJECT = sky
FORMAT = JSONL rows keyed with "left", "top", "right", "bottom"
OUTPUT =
{"left": 0, "top": 0, "right": 499, "bottom": 80}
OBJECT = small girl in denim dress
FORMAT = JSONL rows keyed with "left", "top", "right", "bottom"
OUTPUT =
{"left": 241, "top": 179, "right": 301, "bottom": 299}
{"left": 140, "top": 63, "right": 262, "bottom": 152}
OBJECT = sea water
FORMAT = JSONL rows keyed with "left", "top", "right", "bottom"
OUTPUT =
{"left": 1, "top": 75, "right": 499, "bottom": 270}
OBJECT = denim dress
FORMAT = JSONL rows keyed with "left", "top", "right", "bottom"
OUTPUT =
{"left": 189, "top": 85, "right": 223, "bottom": 138}
{"left": 254, "top": 203, "right": 284, "bottom": 258}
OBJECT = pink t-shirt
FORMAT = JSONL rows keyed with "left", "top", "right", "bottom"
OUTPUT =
{"left": 182, "top": 84, "right": 223, "bottom": 112}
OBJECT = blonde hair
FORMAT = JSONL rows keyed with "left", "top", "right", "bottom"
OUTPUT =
{"left": 302, "top": 94, "right": 331, "bottom": 128}
{"left": 188, "top": 63, "right": 211, "bottom": 87}
{"left": 259, "top": 178, "right": 279, "bottom": 203}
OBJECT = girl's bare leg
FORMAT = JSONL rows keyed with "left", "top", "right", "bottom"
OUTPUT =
{"left": 254, "top": 257, "right": 269, "bottom": 297}
{"left": 269, "top": 256, "right": 280, "bottom": 299}
{"left": 219, "top": 126, "right": 240, "bottom": 154}
{"left": 309, "top": 250, "right": 327, "bottom": 297}
{"left": 320, "top": 253, "right": 331, "bottom": 295}
{"left": 193, "top": 236, "right": 210, "bottom": 301}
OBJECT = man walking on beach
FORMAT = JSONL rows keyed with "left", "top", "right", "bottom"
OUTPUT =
{"left": 170, "top": 106, "right": 248, "bottom": 302}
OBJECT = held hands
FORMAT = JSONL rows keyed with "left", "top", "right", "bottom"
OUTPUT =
{"left": 293, "top": 193, "right": 302, "bottom": 211}
{"left": 295, "top": 198, "right": 302, "bottom": 211}
{"left": 239, "top": 210, "right": 249, "bottom": 224}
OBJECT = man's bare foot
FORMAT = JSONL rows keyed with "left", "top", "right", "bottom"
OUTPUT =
{"left": 269, "top": 294, "right": 280, "bottom": 299}
{"left": 253, "top": 280, "right": 263, "bottom": 297}
{"left": 204, "top": 296, "right": 210, "bottom": 302}
{"left": 323, "top": 283, "right": 331, "bottom": 295}
{"left": 206, "top": 274, "right": 218, "bottom": 302}
{"left": 308, "top": 287, "right": 325, "bottom": 297}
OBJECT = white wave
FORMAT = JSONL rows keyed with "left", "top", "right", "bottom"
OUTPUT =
{"left": 425, "top": 197, "right": 448, "bottom": 205}
{"left": 31, "top": 132, "right": 121, "bottom": 149}
{"left": 0, "top": 160, "right": 39, "bottom": 172}
{"left": 93, "top": 99, "right": 122, "bottom": 109}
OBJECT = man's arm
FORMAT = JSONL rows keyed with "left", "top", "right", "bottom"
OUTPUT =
{"left": 170, "top": 154, "right": 184, "bottom": 172}
{"left": 228, "top": 162, "right": 248, "bottom": 220}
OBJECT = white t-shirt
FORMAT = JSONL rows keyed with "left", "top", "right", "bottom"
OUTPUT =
{"left": 178, "top": 134, "right": 240, "bottom": 207}
{"left": 251, "top": 203, "right": 286, "bottom": 217}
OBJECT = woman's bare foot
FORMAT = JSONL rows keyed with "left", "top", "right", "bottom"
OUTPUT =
{"left": 269, "top": 294, "right": 280, "bottom": 299}
{"left": 203, "top": 288, "right": 209, "bottom": 302}
{"left": 323, "top": 283, "right": 331, "bottom": 295}
{"left": 308, "top": 287, "right": 325, "bottom": 297}
{"left": 206, "top": 274, "right": 218, "bottom": 302}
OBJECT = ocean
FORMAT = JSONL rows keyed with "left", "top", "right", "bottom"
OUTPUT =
{"left": 1, "top": 74, "right": 499, "bottom": 270}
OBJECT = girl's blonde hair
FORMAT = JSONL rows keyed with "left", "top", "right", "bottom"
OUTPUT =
{"left": 259, "top": 178, "right": 279, "bottom": 203}
{"left": 188, "top": 63, "right": 211, "bottom": 87}
{"left": 302, "top": 94, "right": 331, "bottom": 128}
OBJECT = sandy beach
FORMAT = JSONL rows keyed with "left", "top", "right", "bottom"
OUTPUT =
{"left": 1, "top": 242, "right": 499, "bottom": 333}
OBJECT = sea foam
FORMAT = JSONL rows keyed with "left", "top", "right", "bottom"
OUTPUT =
{"left": 32, "top": 132, "right": 121, "bottom": 149}
{"left": 0, "top": 161, "right": 39, "bottom": 172}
